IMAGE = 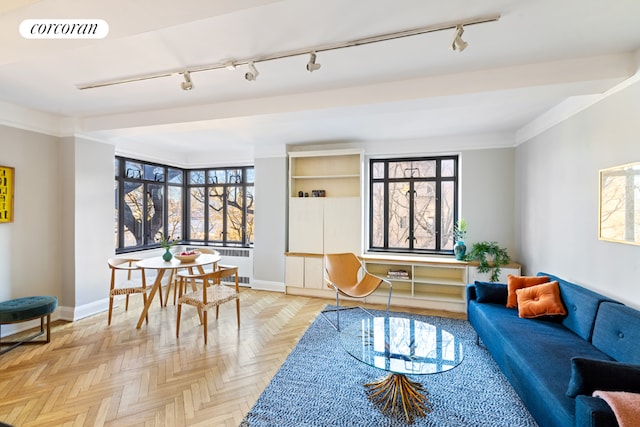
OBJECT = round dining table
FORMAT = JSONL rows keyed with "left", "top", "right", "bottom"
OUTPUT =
{"left": 135, "top": 253, "right": 221, "bottom": 329}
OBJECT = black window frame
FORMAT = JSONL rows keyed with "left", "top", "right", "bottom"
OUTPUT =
{"left": 186, "top": 166, "right": 255, "bottom": 247}
{"left": 368, "top": 155, "right": 459, "bottom": 255}
{"left": 115, "top": 156, "right": 254, "bottom": 254}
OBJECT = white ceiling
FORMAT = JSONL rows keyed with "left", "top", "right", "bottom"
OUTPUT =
{"left": 1, "top": 0, "right": 639, "bottom": 166}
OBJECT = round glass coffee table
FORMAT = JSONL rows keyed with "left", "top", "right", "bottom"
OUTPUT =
{"left": 340, "top": 316, "right": 464, "bottom": 423}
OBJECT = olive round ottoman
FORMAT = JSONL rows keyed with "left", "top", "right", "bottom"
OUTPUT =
{"left": 0, "top": 296, "right": 57, "bottom": 355}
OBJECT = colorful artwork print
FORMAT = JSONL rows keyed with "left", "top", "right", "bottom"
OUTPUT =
{"left": 0, "top": 166, "right": 14, "bottom": 223}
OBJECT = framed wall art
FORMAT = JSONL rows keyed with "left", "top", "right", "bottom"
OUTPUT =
{"left": 0, "top": 165, "right": 14, "bottom": 223}
{"left": 599, "top": 161, "right": 640, "bottom": 245}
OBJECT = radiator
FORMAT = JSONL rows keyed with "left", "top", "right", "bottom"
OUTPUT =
{"left": 187, "top": 247, "right": 253, "bottom": 286}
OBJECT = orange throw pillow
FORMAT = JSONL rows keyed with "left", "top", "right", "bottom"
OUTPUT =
{"left": 516, "top": 281, "right": 567, "bottom": 319}
{"left": 506, "top": 275, "right": 550, "bottom": 308}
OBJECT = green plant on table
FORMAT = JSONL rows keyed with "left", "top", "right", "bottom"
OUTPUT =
{"left": 158, "top": 233, "right": 178, "bottom": 249}
{"left": 453, "top": 218, "right": 468, "bottom": 242}
{"left": 465, "top": 241, "right": 510, "bottom": 282}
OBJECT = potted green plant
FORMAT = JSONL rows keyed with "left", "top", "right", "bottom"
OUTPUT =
{"left": 453, "top": 218, "right": 468, "bottom": 261}
{"left": 465, "top": 241, "right": 510, "bottom": 282}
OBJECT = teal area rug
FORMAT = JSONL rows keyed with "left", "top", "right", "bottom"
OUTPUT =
{"left": 240, "top": 307, "right": 539, "bottom": 427}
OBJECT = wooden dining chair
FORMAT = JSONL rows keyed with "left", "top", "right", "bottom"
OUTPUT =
{"left": 321, "top": 253, "right": 392, "bottom": 331}
{"left": 107, "top": 257, "right": 152, "bottom": 325}
{"left": 163, "top": 248, "right": 220, "bottom": 306}
{"left": 176, "top": 265, "right": 240, "bottom": 344}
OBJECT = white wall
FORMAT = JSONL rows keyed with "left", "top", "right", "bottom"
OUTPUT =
{"left": 73, "top": 138, "right": 115, "bottom": 308}
{"left": 252, "top": 155, "right": 287, "bottom": 289}
{"left": 515, "top": 79, "right": 640, "bottom": 308}
{"left": 460, "top": 148, "right": 516, "bottom": 258}
{"left": 0, "top": 125, "right": 62, "bottom": 334}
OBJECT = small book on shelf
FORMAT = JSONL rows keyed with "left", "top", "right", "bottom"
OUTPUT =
{"left": 387, "top": 269, "right": 409, "bottom": 279}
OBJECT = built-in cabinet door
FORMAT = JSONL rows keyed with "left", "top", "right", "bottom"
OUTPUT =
{"left": 285, "top": 256, "right": 304, "bottom": 287}
{"left": 323, "top": 197, "right": 361, "bottom": 254}
{"left": 304, "top": 257, "right": 325, "bottom": 289}
{"left": 289, "top": 198, "right": 324, "bottom": 253}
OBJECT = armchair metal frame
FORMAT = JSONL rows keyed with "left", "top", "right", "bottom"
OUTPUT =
{"left": 321, "top": 253, "right": 392, "bottom": 331}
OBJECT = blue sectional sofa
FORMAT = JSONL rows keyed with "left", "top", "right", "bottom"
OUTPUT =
{"left": 467, "top": 272, "right": 640, "bottom": 427}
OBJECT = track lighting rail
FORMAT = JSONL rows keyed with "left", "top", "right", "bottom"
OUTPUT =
{"left": 76, "top": 13, "right": 500, "bottom": 90}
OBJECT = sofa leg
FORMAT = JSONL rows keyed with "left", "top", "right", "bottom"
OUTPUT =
{"left": 475, "top": 333, "right": 480, "bottom": 346}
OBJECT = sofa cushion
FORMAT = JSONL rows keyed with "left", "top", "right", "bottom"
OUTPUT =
{"left": 538, "top": 272, "right": 616, "bottom": 341}
{"left": 591, "top": 302, "right": 640, "bottom": 364}
{"left": 516, "top": 281, "right": 567, "bottom": 318}
{"left": 474, "top": 281, "right": 507, "bottom": 304}
{"left": 566, "top": 357, "right": 640, "bottom": 398}
{"left": 506, "top": 275, "right": 550, "bottom": 308}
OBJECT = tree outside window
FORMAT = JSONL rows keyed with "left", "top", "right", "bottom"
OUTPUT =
{"left": 370, "top": 156, "right": 458, "bottom": 254}
{"left": 115, "top": 157, "right": 254, "bottom": 253}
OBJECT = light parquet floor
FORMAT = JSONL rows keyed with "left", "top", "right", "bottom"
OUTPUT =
{"left": 0, "top": 289, "right": 465, "bottom": 427}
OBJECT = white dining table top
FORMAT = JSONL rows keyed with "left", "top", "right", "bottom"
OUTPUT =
{"left": 136, "top": 253, "right": 220, "bottom": 270}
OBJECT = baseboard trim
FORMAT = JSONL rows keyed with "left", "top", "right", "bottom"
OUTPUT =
{"left": 251, "top": 280, "right": 285, "bottom": 293}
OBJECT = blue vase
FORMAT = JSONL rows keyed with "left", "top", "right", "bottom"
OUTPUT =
{"left": 454, "top": 241, "right": 466, "bottom": 261}
{"left": 162, "top": 247, "right": 173, "bottom": 262}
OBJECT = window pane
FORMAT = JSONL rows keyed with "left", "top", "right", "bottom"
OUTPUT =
{"left": 190, "top": 171, "right": 205, "bottom": 185}
{"left": 441, "top": 159, "right": 455, "bottom": 177}
{"left": 388, "top": 160, "right": 436, "bottom": 179}
{"left": 413, "top": 182, "right": 436, "bottom": 250}
{"left": 148, "top": 184, "right": 164, "bottom": 244}
{"left": 388, "top": 161, "right": 412, "bottom": 179}
{"left": 145, "top": 165, "right": 164, "bottom": 182}
{"left": 246, "top": 168, "right": 255, "bottom": 183}
{"left": 226, "top": 186, "right": 243, "bottom": 243}
{"left": 125, "top": 161, "right": 143, "bottom": 179}
{"left": 371, "top": 182, "right": 385, "bottom": 247}
{"left": 440, "top": 181, "right": 455, "bottom": 249}
{"left": 208, "top": 186, "right": 224, "bottom": 241}
{"left": 190, "top": 187, "right": 205, "bottom": 239}
{"left": 245, "top": 185, "right": 255, "bottom": 245}
{"left": 208, "top": 170, "right": 226, "bottom": 184}
{"left": 167, "top": 186, "right": 182, "bottom": 241}
{"left": 123, "top": 182, "right": 143, "bottom": 247}
{"left": 388, "top": 182, "right": 411, "bottom": 248}
{"left": 413, "top": 161, "right": 436, "bottom": 178}
{"left": 228, "top": 169, "right": 243, "bottom": 184}
{"left": 372, "top": 162, "right": 385, "bottom": 179}
{"left": 168, "top": 168, "right": 183, "bottom": 184}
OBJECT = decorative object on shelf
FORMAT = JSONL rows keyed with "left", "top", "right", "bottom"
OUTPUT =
{"left": 159, "top": 233, "right": 178, "bottom": 262}
{"left": 453, "top": 218, "right": 468, "bottom": 260}
{"left": 0, "top": 165, "right": 14, "bottom": 223}
{"left": 298, "top": 191, "right": 304, "bottom": 197}
{"left": 465, "top": 241, "right": 510, "bottom": 282}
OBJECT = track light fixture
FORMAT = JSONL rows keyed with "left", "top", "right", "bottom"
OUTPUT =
{"left": 77, "top": 14, "right": 500, "bottom": 90}
{"left": 245, "top": 61, "right": 259, "bottom": 81}
{"left": 306, "top": 52, "right": 321, "bottom": 72}
{"left": 180, "top": 71, "right": 193, "bottom": 90}
{"left": 451, "top": 24, "right": 468, "bottom": 52}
